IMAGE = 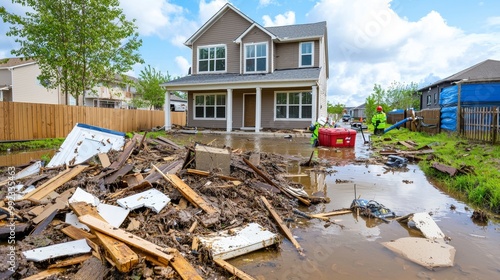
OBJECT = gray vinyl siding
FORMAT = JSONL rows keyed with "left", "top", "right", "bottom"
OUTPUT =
{"left": 0, "top": 69, "right": 11, "bottom": 86}
{"left": 12, "top": 64, "right": 60, "bottom": 104}
{"left": 241, "top": 27, "right": 272, "bottom": 73}
{"left": 192, "top": 9, "right": 251, "bottom": 74}
{"left": 275, "top": 40, "right": 320, "bottom": 70}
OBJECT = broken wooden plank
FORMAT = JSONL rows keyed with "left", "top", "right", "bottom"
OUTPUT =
{"left": 23, "top": 165, "right": 87, "bottom": 203}
{"left": 107, "top": 180, "right": 152, "bottom": 199}
{"left": 260, "top": 196, "right": 304, "bottom": 256}
{"left": 432, "top": 162, "right": 457, "bottom": 176}
{"left": 32, "top": 187, "right": 75, "bottom": 224}
{"left": 47, "top": 254, "right": 92, "bottom": 268}
{"left": 73, "top": 256, "right": 109, "bottom": 280}
{"left": 78, "top": 214, "right": 173, "bottom": 265}
{"left": 22, "top": 239, "right": 91, "bottom": 262}
{"left": 116, "top": 188, "right": 170, "bottom": 213}
{"left": 398, "top": 140, "right": 416, "bottom": 150}
{"left": 22, "top": 268, "right": 66, "bottom": 280}
{"left": 382, "top": 237, "right": 456, "bottom": 269}
{"left": 311, "top": 209, "right": 352, "bottom": 218}
{"left": 144, "top": 160, "right": 183, "bottom": 184}
{"left": 123, "top": 173, "right": 144, "bottom": 188}
{"left": 97, "top": 153, "right": 111, "bottom": 168}
{"left": 198, "top": 223, "right": 277, "bottom": 260}
{"left": 104, "top": 163, "right": 134, "bottom": 185}
{"left": 30, "top": 209, "right": 57, "bottom": 235}
{"left": 187, "top": 168, "right": 240, "bottom": 181}
{"left": 214, "top": 258, "right": 256, "bottom": 280}
{"left": 70, "top": 202, "right": 138, "bottom": 273}
{"left": 108, "top": 134, "right": 141, "bottom": 170}
{"left": 0, "top": 223, "right": 29, "bottom": 238}
{"left": 244, "top": 158, "right": 310, "bottom": 206}
{"left": 156, "top": 136, "right": 182, "bottom": 150}
{"left": 169, "top": 250, "right": 204, "bottom": 280}
{"left": 61, "top": 225, "right": 97, "bottom": 241}
{"left": 152, "top": 165, "right": 218, "bottom": 214}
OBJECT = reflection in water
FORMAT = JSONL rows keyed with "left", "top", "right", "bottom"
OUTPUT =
{"left": 0, "top": 149, "right": 54, "bottom": 167}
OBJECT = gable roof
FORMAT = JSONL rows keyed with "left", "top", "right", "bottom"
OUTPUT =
{"left": 234, "top": 23, "right": 277, "bottom": 43}
{"left": 0, "top": 57, "right": 37, "bottom": 69}
{"left": 267, "top": 22, "right": 327, "bottom": 41}
{"left": 422, "top": 59, "right": 500, "bottom": 90}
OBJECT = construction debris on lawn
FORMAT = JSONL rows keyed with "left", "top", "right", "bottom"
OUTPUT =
{"left": 0, "top": 124, "right": 334, "bottom": 280}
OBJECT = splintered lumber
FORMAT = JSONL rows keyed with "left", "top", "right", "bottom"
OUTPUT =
{"left": 61, "top": 225, "right": 97, "bottom": 242}
{"left": 214, "top": 259, "right": 256, "bottom": 280}
{"left": 32, "top": 187, "right": 75, "bottom": 224}
{"left": 152, "top": 165, "right": 218, "bottom": 214}
{"left": 309, "top": 209, "right": 352, "bottom": 219}
{"left": 107, "top": 180, "right": 152, "bottom": 199}
{"left": 243, "top": 158, "right": 310, "bottom": 206}
{"left": 187, "top": 168, "right": 240, "bottom": 181}
{"left": 98, "top": 153, "right": 111, "bottom": 168}
{"left": 157, "top": 136, "right": 182, "bottom": 150}
{"left": 104, "top": 164, "right": 134, "bottom": 185}
{"left": 170, "top": 250, "right": 204, "bottom": 280}
{"left": 70, "top": 202, "right": 139, "bottom": 273}
{"left": 261, "top": 196, "right": 304, "bottom": 256}
{"left": 74, "top": 256, "right": 109, "bottom": 280}
{"left": 23, "top": 165, "right": 87, "bottom": 203}
{"left": 48, "top": 254, "right": 92, "bottom": 268}
{"left": 108, "top": 134, "right": 141, "bottom": 170}
{"left": 78, "top": 215, "right": 173, "bottom": 265}
{"left": 144, "top": 160, "right": 184, "bottom": 183}
{"left": 22, "top": 268, "right": 66, "bottom": 280}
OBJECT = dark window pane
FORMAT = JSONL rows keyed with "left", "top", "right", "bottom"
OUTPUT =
{"left": 302, "top": 92, "right": 312, "bottom": 104}
{"left": 206, "top": 95, "right": 215, "bottom": 105}
{"left": 195, "top": 95, "right": 204, "bottom": 105}
{"left": 199, "top": 48, "right": 208, "bottom": 59}
{"left": 256, "top": 58, "right": 266, "bottom": 71}
{"left": 302, "top": 106, "right": 312, "bottom": 118}
{"left": 302, "top": 55, "right": 312, "bottom": 66}
{"left": 216, "top": 47, "right": 225, "bottom": 58}
{"left": 276, "top": 106, "right": 287, "bottom": 118}
{"left": 209, "top": 48, "right": 215, "bottom": 59}
{"left": 257, "top": 44, "right": 266, "bottom": 56}
{"left": 195, "top": 107, "right": 204, "bottom": 118}
{"left": 216, "top": 59, "right": 225, "bottom": 71}
{"left": 199, "top": 61, "right": 208, "bottom": 72}
{"left": 216, "top": 107, "right": 225, "bottom": 118}
{"left": 217, "top": 95, "right": 225, "bottom": 105}
{"left": 289, "top": 92, "right": 300, "bottom": 104}
{"left": 209, "top": 60, "right": 215, "bottom": 71}
{"left": 206, "top": 107, "right": 215, "bottom": 118}
{"left": 289, "top": 106, "right": 299, "bottom": 118}
{"left": 246, "top": 59, "right": 255, "bottom": 71}
{"left": 276, "top": 93, "right": 287, "bottom": 104}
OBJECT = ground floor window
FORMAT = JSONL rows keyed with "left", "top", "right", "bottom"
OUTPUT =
{"left": 194, "top": 93, "right": 226, "bottom": 119}
{"left": 93, "top": 99, "right": 118, "bottom": 108}
{"left": 275, "top": 91, "right": 312, "bottom": 119}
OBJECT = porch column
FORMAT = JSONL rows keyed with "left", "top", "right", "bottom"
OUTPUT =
{"left": 164, "top": 91, "right": 171, "bottom": 131}
{"left": 312, "top": 85, "right": 318, "bottom": 122}
{"left": 226, "top": 88, "right": 233, "bottom": 132}
{"left": 255, "top": 87, "right": 262, "bottom": 132}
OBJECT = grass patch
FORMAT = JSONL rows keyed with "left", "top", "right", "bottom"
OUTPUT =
{"left": 370, "top": 128, "right": 500, "bottom": 213}
{"left": 0, "top": 138, "right": 64, "bottom": 153}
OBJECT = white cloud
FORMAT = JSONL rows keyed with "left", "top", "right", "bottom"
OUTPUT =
{"left": 486, "top": 16, "right": 500, "bottom": 27}
{"left": 199, "top": 0, "right": 228, "bottom": 24}
{"left": 175, "top": 56, "right": 191, "bottom": 77}
{"left": 262, "top": 11, "right": 296, "bottom": 27}
{"left": 259, "top": 0, "right": 273, "bottom": 7}
{"left": 306, "top": 0, "right": 500, "bottom": 106}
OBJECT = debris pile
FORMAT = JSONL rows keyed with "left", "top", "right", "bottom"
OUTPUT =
{"left": 0, "top": 125, "right": 331, "bottom": 280}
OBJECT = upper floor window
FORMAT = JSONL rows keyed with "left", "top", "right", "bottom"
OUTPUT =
{"left": 245, "top": 42, "right": 267, "bottom": 73}
{"left": 434, "top": 93, "right": 438, "bottom": 104}
{"left": 426, "top": 95, "right": 431, "bottom": 106}
{"left": 198, "top": 45, "right": 226, "bottom": 73}
{"left": 300, "top": 42, "right": 314, "bottom": 67}
{"left": 194, "top": 93, "right": 226, "bottom": 119}
{"left": 275, "top": 91, "right": 312, "bottom": 119}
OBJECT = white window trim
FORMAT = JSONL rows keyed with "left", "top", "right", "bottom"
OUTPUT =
{"left": 244, "top": 42, "right": 268, "bottom": 74}
{"left": 273, "top": 90, "right": 313, "bottom": 121}
{"left": 197, "top": 44, "right": 227, "bottom": 74}
{"left": 299, "top": 41, "right": 314, "bottom": 68}
{"left": 193, "top": 92, "right": 227, "bottom": 120}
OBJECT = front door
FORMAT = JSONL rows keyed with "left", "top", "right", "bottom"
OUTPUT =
{"left": 244, "top": 94, "right": 256, "bottom": 127}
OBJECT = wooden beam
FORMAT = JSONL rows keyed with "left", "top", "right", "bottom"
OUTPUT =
{"left": 108, "top": 134, "right": 140, "bottom": 170}
{"left": 73, "top": 257, "right": 109, "bottom": 280}
{"left": 70, "top": 202, "right": 139, "bottom": 273}
{"left": 260, "top": 196, "right": 304, "bottom": 256}
{"left": 32, "top": 187, "right": 75, "bottom": 224}
{"left": 21, "top": 268, "right": 66, "bottom": 280}
{"left": 214, "top": 258, "right": 256, "bottom": 280}
{"left": 244, "top": 158, "right": 310, "bottom": 206}
{"left": 47, "top": 254, "right": 92, "bottom": 268}
{"left": 152, "top": 165, "right": 218, "bottom": 214}
{"left": 310, "top": 209, "right": 352, "bottom": 218}
{"left": 78, "top": 215, "right": 173, "bottom": 265}
{"left": 170, "top": 250, "right": 203, "bottom": 280}
{"left": 23, "top": 165, "right": 87, "bottom": 203}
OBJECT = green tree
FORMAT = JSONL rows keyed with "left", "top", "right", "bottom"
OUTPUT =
{"left": 327, "top": 101, "right": 345, "bottom": 115}
{"left": 134, "top": 65, "right": 170, "bottom": 110}
{"left": 385, "top": 81, "right": 420, "bottom": 110}
{"left": 0, "top": 0, "right": 142, "bottom": 105}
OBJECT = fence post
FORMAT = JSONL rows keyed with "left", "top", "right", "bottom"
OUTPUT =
{"left": 493, "top": 107, "right": 498, "bottom": 144}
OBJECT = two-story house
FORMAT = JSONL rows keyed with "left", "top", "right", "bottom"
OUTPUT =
{"left": 162, "top": 3, "right": 329, "bottom": 132}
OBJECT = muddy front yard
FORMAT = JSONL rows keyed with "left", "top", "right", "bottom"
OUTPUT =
{"left": 1, "top": 128, "right": 499, "bottom": 280}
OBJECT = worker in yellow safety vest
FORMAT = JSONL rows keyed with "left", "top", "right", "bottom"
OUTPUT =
{"left": 309, "top": 117, "right": 327, "bottom": 147}
{"left": 372, "top": 105, "right": 386, "bottom": 135}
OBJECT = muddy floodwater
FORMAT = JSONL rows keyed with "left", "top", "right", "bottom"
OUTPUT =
{"left": 170, "top": 129, "right": 500, "bottom": 280}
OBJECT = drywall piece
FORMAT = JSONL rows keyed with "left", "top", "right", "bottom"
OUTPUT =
{"left": 97, "top": 203, "right": 130, "bottom": 227}
{"left": 15, "top": 161, "right": 42, "bottom": 180}
{"left": 195, "top": 145, "right": 231, "bottom": 175}
{"left": 382, "top": 237, "right": 456, "bottom": 269}
{"left": 69, "top": 187, "right": 99, "bottom": 206}
{"left": 117, "top": 189, "right": 170, "bottom": 213}
{"left": 410, "top": 212, "right": 446, "bottom": 240}
{"left": 11, "top": 184, "right": 35, "bottom": 201}
{"left": 23, "top": 239, "right": 91, "bottom": 262}
{"left": 47, "top": 123, "right": 125, "bottom": 167}
{"left": 198, "top": 223, "right": 278, "bottom": 260}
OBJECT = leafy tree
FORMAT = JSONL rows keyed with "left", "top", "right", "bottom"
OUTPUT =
{"left": 0, "top": 0, "right": 142, "bottom": 105}
{"left": 385, "top": 81, "right": 420, "bottom": 110}
{"left": 134, "top": 65, "right": 170, "bottom": 110}
{"left": 327, "top": 101, "right": 345, "bottom": 115}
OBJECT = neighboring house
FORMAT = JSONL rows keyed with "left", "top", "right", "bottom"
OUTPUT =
{"left": 162, "top": 3, "right": 329, "bottom": 132}
{"left": 0, "top": 57, "right": 64, "bottom": 104}
{"left": 418, "top": 59, "right": 500, "bottom": 110}
{"left": 83, "top": 74, "right": 138, "bottom": 109}
{"left": 169, "top": 94, "right": 188, "bottom": 111}
{"left": 351, "top": 103, "right": 366, "bottom": 119}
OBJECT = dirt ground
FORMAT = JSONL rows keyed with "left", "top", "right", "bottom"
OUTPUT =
{"left": 0, "top": 132, "right": 344, "bottom": 280}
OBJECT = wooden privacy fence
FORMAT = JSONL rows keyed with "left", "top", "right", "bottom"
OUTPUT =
{"left": 0, "top": 102, "right": 186, "bottom": 141}
{"left": 461, "top": 106, "right": 499, "bottom": 143}
{"left": 386, "top": 108, "right": 441, "bottom": 134}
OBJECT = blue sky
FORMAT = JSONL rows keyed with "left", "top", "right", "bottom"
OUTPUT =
{"left": 2, "top": 0, "right": 500, "bottom": 107}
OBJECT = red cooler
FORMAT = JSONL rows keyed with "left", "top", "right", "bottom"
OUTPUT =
{"left": 329, "top": 128, "right": 356, "bottom": 147}
{"left": 318, "top": 128, "right": 330, "bottom": 146}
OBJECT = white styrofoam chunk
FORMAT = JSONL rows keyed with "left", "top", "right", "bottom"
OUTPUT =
{"left": 116, "top": 189, "right": 170, "bottom": 213}
{"left": 411, "top": 212, "right": 445, "bottom": 240}
{"left": 97, "top": 203, "right": 130, "bottom": 227}
{"left": 15, "top": 161, "right": 42, "bottom": 180}
{"left": 69, "top": 187, "right": 99, "bottom": 206}
{"left": 198, "top": 223, "right": 278, "bottom": 260}
{"left": 65, "top": 212, "right": 90, "bottom": 231}
{"left": 22, "top": 239, "right": 91, "bottom": 262}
